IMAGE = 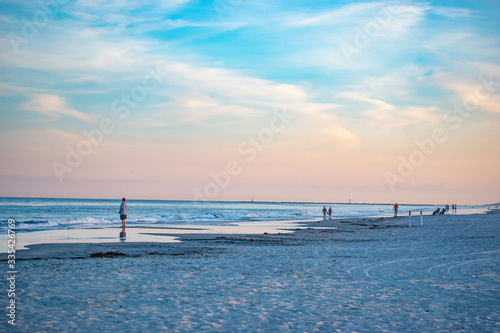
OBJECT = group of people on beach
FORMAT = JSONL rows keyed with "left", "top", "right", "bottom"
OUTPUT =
{"left": 393, "top": 202, "right": 458, "bottom": 217}
{"left": 322, "top": 206, "right": 333, "bottom": 219}
{"left": 393, "top": 203, "right": 459, "bottom": 217}
{"left": 432, "top": 204, "right": 458, "bottom": 215}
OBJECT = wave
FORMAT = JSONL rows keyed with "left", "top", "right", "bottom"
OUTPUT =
{"left": 11, "top": 217, "right": 117, "bottom": 231}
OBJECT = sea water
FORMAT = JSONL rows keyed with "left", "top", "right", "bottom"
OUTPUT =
{"left": 0, "top": 197, "right": 485, "bottom": 233}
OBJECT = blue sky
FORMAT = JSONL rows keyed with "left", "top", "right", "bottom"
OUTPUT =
{"left": 0, "top": 0, "right": 499, "bottom": 204}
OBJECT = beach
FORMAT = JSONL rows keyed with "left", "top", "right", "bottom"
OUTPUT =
{"left": 1, "top": 210, "right": 499, "bottom": 332}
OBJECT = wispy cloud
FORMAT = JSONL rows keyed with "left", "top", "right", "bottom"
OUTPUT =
{"left": 45, "top": 128, "right": 86, "bottom": 142}
{"left": 282, "top": 1, "right": 429, "bottom": 34}
{"left": 22, "top": 94, "right": 96, "bottom": 122}
{"left": 435, "top": 71, "right": 500, "bottom": 115}
{"left": 431, "top": 6, "right": 473, "bottom": 18}
{"left": 337, "top": 92, "right": 442, "bottom": 128}
{"left": 162, "top": 62, "right": 308, "bottom": 105}
{"left": 283, "top": 2, "right": 381, "bottom": 28}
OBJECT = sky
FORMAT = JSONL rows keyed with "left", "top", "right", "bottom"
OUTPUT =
{"left": 0, "top": 0, "right": 499, "bottom": 204}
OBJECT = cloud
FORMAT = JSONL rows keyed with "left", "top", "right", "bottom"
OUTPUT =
{"left": 137, "top": 18, "right": 249, "bottom": 32}
{"left": 405, "top": 106, "right": 442, "bottom": 123}
{"left": 0, "top": 83, "right": 26, "bottom": 96}
{"left": 22, "top": 94, "right": 95, "bottom": 122}
{"left": 68, "top": 0, "right": 193, "bottom": 23}
{"left": 273, "top": 2, "right": 433, "bottom": 72}
{"left": 160, "top": 62, "right": 308, "bottom": 111}
{"left": 65, "top": 0, "right": 249, "bottom": 36}
{"left": 337, "top": 92, "right": 442, "bottom": 128}
{"left": 45, "top": 128, "right": 85, "bottom": 142}
{"left": 283, "top": 2, "right": 380, "bottom": 28}
{"left": 286, "top": 102, "right": 360, "bottom": 149}
{"left": 0, "top": 30, "right": 150, "bottom": 74}
{"left": 164, "top": 91, "right": 258, "bottom": 124}
{"left": 387, "top": 3, "right": 430, "bottom": 35}
{"left": 282, "top": 1, "right": 429, "bottom": 36}
{"left": 431, "top": 6, "right": 472, "bottom": 18}
{"left": 436, "top": 74, "right": 500, "bottom": 115}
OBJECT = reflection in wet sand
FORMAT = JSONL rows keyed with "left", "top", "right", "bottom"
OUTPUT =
{"left": 119, "top": 226, "right": 126, "bottom": 242}
{"left": 1, "top": 220, "right": 322, "bottom": 252}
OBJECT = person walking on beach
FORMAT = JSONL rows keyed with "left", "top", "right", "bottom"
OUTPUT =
{"left": 119, "top": 198, "right": 127, "bottom": 227}
{"left": 328, "top": 207, "right": 332, "bottom": 219}
{"left": 393, "top": 203, "right": 399, "bottom": 217}
{"left": 322, "top": 206, "right": 327, "bottom": 219}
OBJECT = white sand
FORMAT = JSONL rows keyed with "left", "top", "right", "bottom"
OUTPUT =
{"left": 1, "top": 211, "right": 499, "bottom": 332}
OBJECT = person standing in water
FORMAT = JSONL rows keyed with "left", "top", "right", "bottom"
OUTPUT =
{"left": 322, "top": 206, "right": 327, "bottom": 219}
{"left": 328, "top": 207, "right": 332, "bottom": 219}
{"left": 393, "top": 203, "right": 399, "bottom": 217}
{"left": 119, "top": 198, "right": 127, "bottom": 227}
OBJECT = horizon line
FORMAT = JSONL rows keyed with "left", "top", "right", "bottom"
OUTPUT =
{"left": 0, "top": 196, "right": 495, "bottom": 207}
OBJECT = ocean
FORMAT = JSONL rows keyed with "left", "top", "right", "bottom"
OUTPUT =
{"left": 0, "top": 197, "right": 480, "bottom": 234}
